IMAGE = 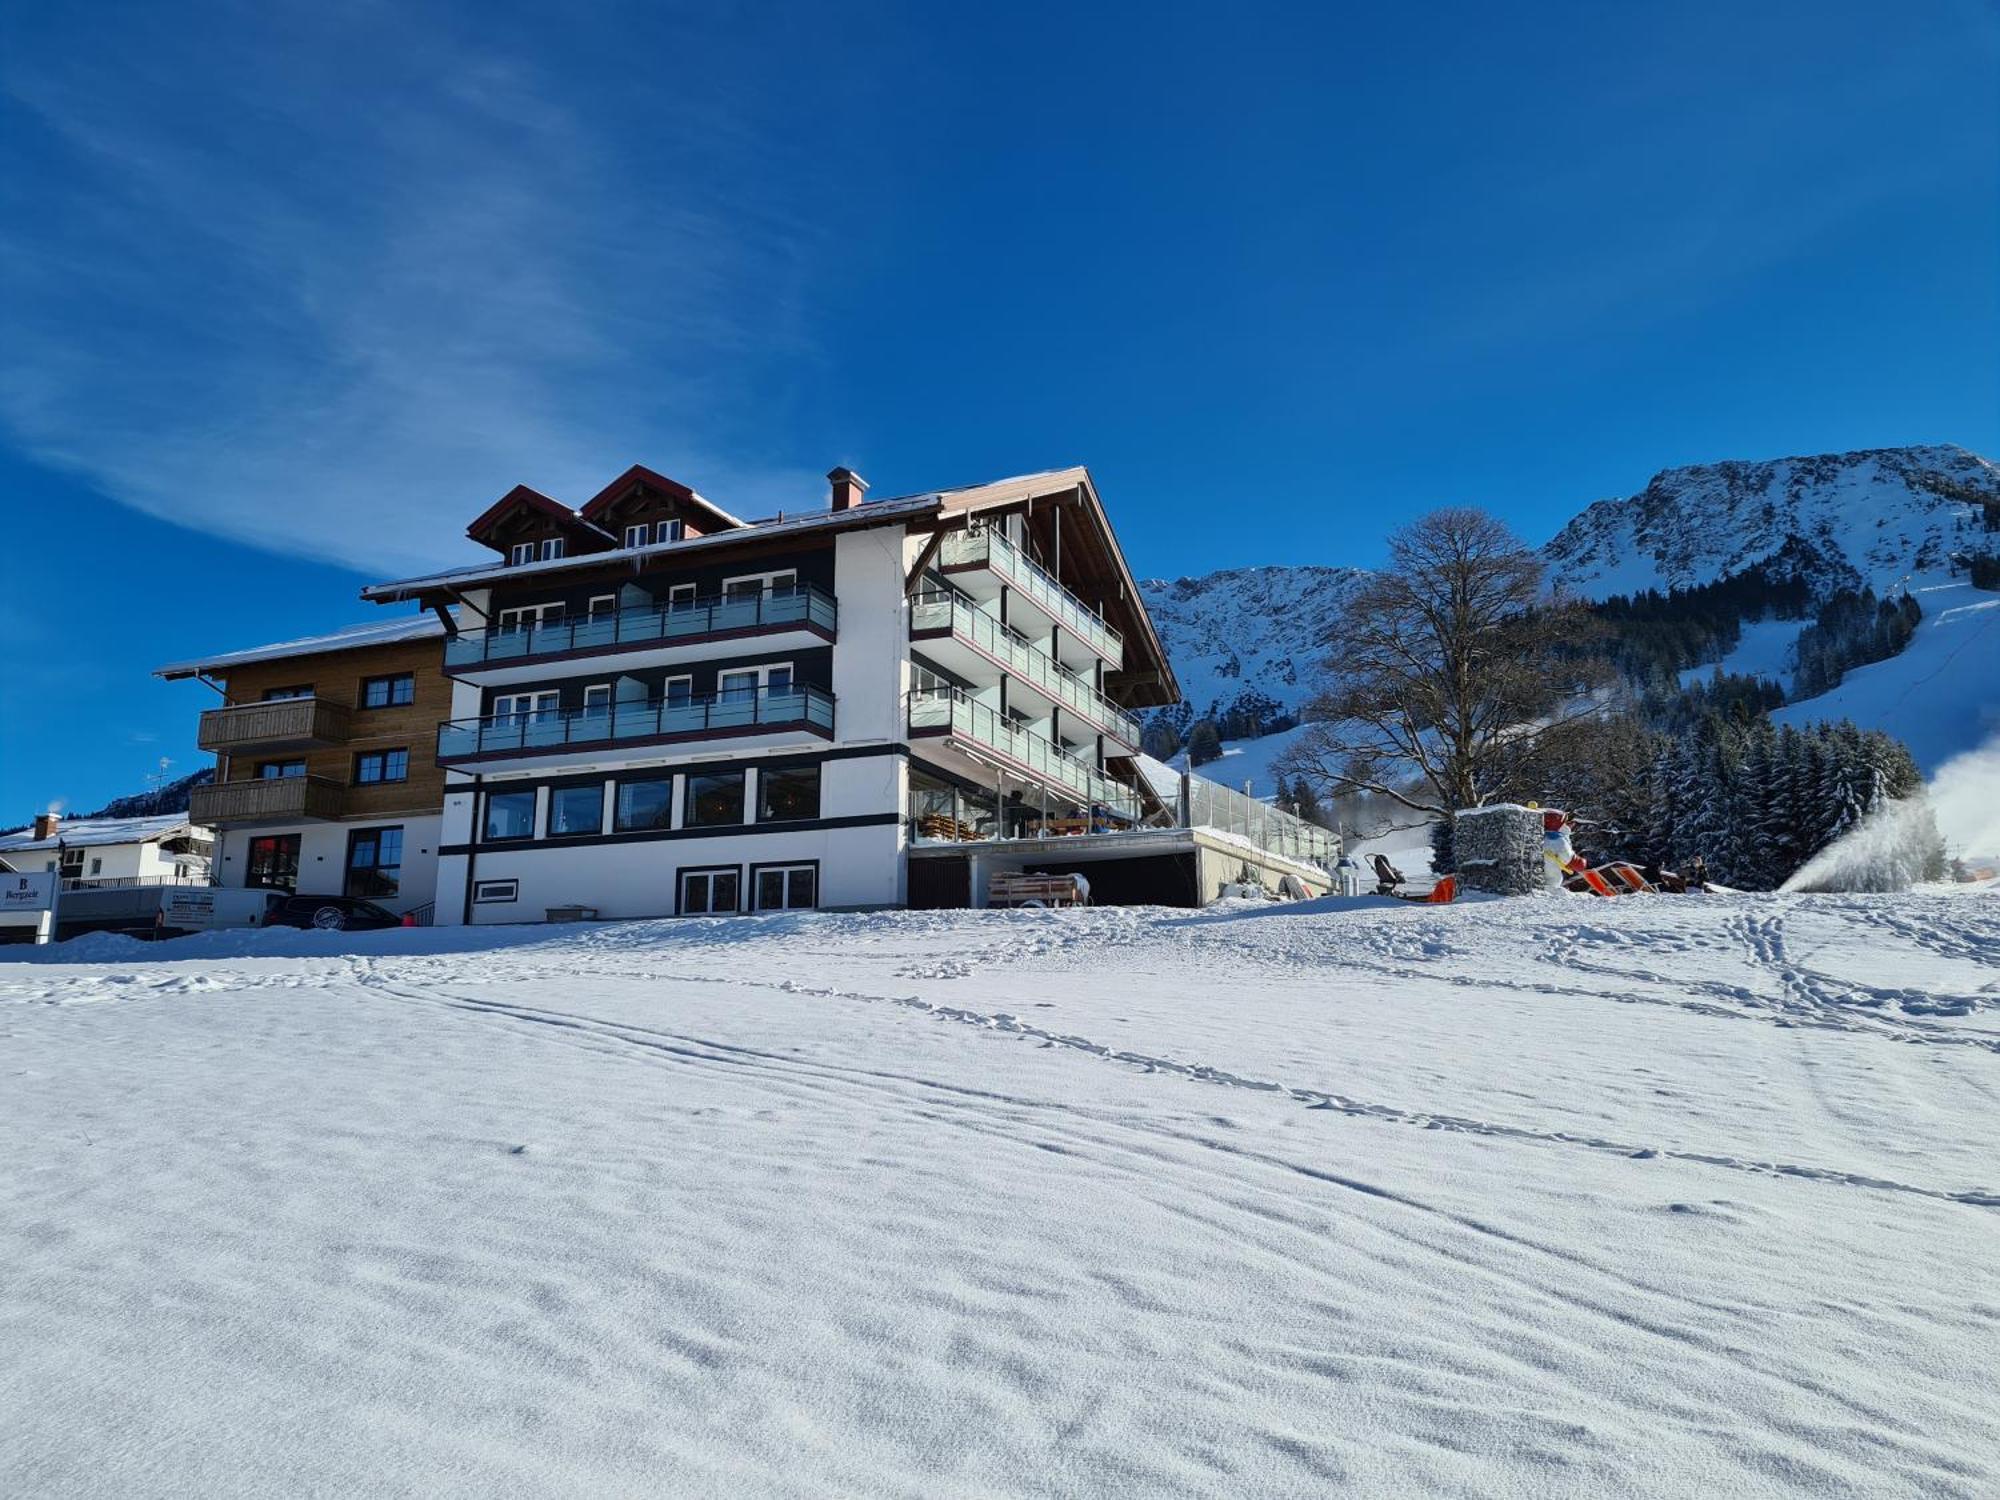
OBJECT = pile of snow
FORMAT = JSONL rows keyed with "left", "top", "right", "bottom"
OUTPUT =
{"left": 4, "top": 895, "right": 1998, "bottom": 1495}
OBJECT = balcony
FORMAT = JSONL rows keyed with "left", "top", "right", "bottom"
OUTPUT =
{"left": 190, "top": 775, "right": 347, "bottom": 825}
{"left": 198, "top": 697, "right": 351, "bottom": 754}
{"left": 444, "top": 584, "right": 837, "bottom": 681}
{"left": 937, "top": 527, "right": 1123, "bottom": 667}
{"left": 906, "top": 688, "right": 1141, "bottom": 823}
{"left": 909, "top": 591, "right": 1141, "bottom": 750}
{"left": 438, "top": 685, "right": 836, "bottom": 765}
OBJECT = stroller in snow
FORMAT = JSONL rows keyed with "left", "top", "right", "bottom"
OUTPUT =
{"left": 1370, "top": 854, "right": 1406, "bottom": 895}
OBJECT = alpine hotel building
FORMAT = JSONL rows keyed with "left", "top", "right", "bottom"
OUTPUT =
{"left": 359, "top": 464, "right": 1184, "bottom": 925}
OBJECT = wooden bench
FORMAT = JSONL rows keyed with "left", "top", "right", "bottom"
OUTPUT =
{"left": 988, "top": 872, "right": 1090, "bottom": 908}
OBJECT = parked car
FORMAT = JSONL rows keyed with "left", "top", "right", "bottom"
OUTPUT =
{"left": 266, "top": 895, "right": 404, "bottom": 931}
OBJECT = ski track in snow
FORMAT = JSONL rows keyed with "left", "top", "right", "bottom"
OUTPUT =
{"left": 3, "top": 891, "right": 1999, "bottom": 1498}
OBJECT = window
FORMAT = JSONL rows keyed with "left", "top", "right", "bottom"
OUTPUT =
{"left": 498, "top": 603, "right": 563, "bottom": 634}
{"left": 345, "top": 826, "right": 403, "bottom": 900}
{"left": 662, "top": 519, "right": 685, "bottom": 543}
{"left": 581, "top": 683, "right": 613, "bottom": 718}
{"left": 258, "top": 759, "right": 307, "bottom": 779}
{"left": 474, "top": 879, "right": 519, "bottom": 904}
{"left": 492, "top": 691, "right": 559, "bottom": 723}
{"left": 754, "top": 864, "right": 817, "bottom": 911}
{"left": 679, "top": 867, "right": 740, "bottom": 915}
{"left": 718, "top": 668, "right": 758, "bottom": 703}
{"left": 360, "top": 672, "right": 415, "bottom": 709}
{"left": 758, "top": 765, "right": 820, "bottom": 822}
{"left": 622, "top": 522, "right": 651, "bottom": 549}
{"left": 663, "top": 675, "right": 694, "bottom": 707}
{"left": 549, "top": 784, "right": 604, "bottom": 837}
{"left": 614, "top": 777, "right": 674, "bottom": 832}
{"left": 261, "top": 684, "right": 312, "bottom": 701}
{"left": 540, "top": 538, "right": 565, "bottom": 561}
{"left": 724, "top": 569, "right": 797, "bottom": 601}
{"left": 354, "top": 748, "right": 409, "bottom": 785}
{"left": 58, "top": 849, "right": 85, "bottom": 879}
{"left": 666, "top": 583, "right": 698, "bottom": 611}
{"left": 88, "top": 857, "right": 103, "bottom": 876}
{"left": 245, "top": 834, "right": 300, "bottom": 891}
{"left": 588, "top": 595, "right": 618, "bottom": 618}
{"left": 685, "top": 770, "right": 745, "bottom": 827}
{"left": 483, "top": 790, "right": 536, "bottom": 842}
{"left": 509, "top": 542, "right": 535, "bottom": 566}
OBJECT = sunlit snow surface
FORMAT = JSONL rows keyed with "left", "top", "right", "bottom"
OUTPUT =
{"left": 4, "top": 894, "right": 1998, "bottom": 1497}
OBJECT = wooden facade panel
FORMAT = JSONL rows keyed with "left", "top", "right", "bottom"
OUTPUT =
{"left": 214, "top": 637, "right": 451, "bottom": 814}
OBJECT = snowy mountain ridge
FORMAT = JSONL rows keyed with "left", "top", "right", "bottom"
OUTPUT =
{"left": 1139, "top": 443, "right": 2000, "bottom": 777}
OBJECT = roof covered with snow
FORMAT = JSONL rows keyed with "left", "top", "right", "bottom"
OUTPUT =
{"left": 154, "top": 614, "right": 447, "bottom": 679}
{"left": 0, "top": 813, "right": 199, "bottom": 853}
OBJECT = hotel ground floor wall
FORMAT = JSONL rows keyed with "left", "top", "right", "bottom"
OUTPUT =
{"left": 440, "top": 819, "right": 906, "bottom": 925}
{"left": 214, "top": 816, "right": 443, "bottom": 914}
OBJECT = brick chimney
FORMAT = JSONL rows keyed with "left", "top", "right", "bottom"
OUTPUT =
{"left": 828, "top": 466, "right": 868, "bottom": 512}
{"left": 32, "top": 812, "right": 59, "bottom": 842}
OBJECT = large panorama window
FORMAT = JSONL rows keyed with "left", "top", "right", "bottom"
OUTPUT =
{"left": 549, "top": 784, "right": 604, "bottom": 836}
{"left": 483, "top": 791, "right": 535, "bottom": 842}
{"left": 758, "top": 765, "right": 819, "bottom": 822}
{"left": 615, "top": 777, "right": 673, "bottom": 832}
{"left": 685, "top": 770, "right": 744, "bottom": 827}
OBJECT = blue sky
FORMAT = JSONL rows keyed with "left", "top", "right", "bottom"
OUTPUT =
{"left": 3, "top": 1, "right": 1996, "bottom": 813}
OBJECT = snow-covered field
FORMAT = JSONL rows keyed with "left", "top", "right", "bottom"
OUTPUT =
{"left": 4, "top": 893, "right": 1999, "bottom": 1498}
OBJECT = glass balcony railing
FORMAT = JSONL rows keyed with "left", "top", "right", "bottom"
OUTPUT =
{"left": 445, "top": 584, "right": 836, "bottom": 671}
{"left": 439, "top": 684, "right": 835, "bottom": 761}
{"left": 906, "top": 687, "right": 1141, "bottom": 823}
{"left": 909, "top": 591, "right": 1140, "bottom": 749}
{"left": 937, "top": 528, "right": 1122, "bottom": 665}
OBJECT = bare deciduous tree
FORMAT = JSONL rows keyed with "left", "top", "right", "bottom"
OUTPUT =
{"left": 1276, "top": 507, "right": 1608, "bottom": 817}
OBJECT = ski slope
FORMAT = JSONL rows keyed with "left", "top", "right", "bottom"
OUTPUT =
{"left": 4, "top": 895, "right": 1998, "bottom": 1498}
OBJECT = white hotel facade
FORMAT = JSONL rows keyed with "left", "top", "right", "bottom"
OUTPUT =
{"left": 358, "top": 464, "right": 1276, "bottom": 926}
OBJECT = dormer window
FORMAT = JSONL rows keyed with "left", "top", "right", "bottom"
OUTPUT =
{"left": 540, "top": 538, "right": 565, "bottom": 561}
{"left": 509, "top": 542, "right": 535, "bottom": 567}
{"left": 623, "top": 522, "right": 650, "bottom": 549}
{"left": 661, "top": 519, "right": 684, "bottom": 543}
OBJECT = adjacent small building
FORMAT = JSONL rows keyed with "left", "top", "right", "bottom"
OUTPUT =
{"left": 0, "top": 813, "right": 212, "bottom": 889}
{"left": 155, "top": 617, "right": 453, "bottom": 916}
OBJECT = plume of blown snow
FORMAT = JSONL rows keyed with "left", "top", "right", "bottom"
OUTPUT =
{"left": 1780, "top": 736, "right": 2000, "bottom": 893}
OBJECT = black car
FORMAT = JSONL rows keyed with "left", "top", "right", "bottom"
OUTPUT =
{"left": 266, "top": 895, "right": 405, "bottom": 931}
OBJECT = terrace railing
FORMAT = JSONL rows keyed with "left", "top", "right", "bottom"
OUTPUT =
{"left": 909, "top": 591, "right": 1140, "bottom": 749}
{"left": 438, "top": 684, "right": 835, "bottom": 761}
{"left": 937, "top": 527, "right": 1122, "bottom": 664}
{"left": 906, "top": 687, "right": 1141, "bottom": 823}
{"left": 445, "top": 584, "right": 836, "bottom": 671}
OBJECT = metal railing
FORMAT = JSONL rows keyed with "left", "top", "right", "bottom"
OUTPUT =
{"left": 1181, "top": 773, "right": 1338, "bottom": 871}
{"left": 445, "top": 584, "right": 836, "bottom": 670}
{"left": 439, "top": 684, "right": 836, "bottom": 760}
{"left": 938, "top": 527, "right": 1123, "bottom": 665}
{"left": 909, "top": 591, "right": 1141, "bottom": 749}
{"left": 191, "top": 774, "right": 348, "bottom": 824}
{"left": 198, "top": 696, "right": 350, "bottom": 752}
{"left": 59, "top": 873, "right": 210, "bottom": 892}
{"left": 907, "top": 687, "right": 1141, "bottom": 822}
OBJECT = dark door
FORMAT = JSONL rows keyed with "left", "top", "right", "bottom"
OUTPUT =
{"left": 908, "top": 855, "right": 971, "bottom": 910}
{"left": 245, "top": 834, "right": 301, "bottom": 891}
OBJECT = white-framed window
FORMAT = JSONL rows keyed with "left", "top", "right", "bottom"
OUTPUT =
{"left": 719, "top": 662, "right": 793, "bottom": 702}
{"left": 662, "top": 674, "right": 694, "bottom": 707}
{"left": 753, "top": 863, "right": 818, "bottom": 911}
{"left": 540, "top": 538, "right": 565, "bottom": 561}
{"left": 581, "top": 683, "right": 613, "bottom": 717}
{"left": 662, "top": 518, "right": 685, "bottom": 543}
{"left": 492, "top": 690, "right": 559, "bottom": 723}
{"left": 588, "top": 594, "right": 618, "bottom": 618}
{"left": 509, "top": 542, "right": 535, "bottom": 566}
{"left": 498, "top": 603, "right": 564, "bottom": 634}
{"left": 474, "top": 879, "right": 519, "bottom": 904}
{"left": 723, "top": 569, "right": 798, "bottom": 601}
{"left": 679, "top": 866, "right": 740, "bottom": 915}
{"left": 622, "top": 522, "right": 651, "bottom": 549}
{"left": 666, "top": 582, "right": 698, "bottom": 611}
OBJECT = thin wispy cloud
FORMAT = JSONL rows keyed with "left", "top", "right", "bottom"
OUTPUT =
{"left": 0, "top": 5, "right": 836, "bottom": 574}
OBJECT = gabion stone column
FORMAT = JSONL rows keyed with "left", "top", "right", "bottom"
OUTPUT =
{"left": 1452, "top": 804, "right": 1545, "bottom": 895}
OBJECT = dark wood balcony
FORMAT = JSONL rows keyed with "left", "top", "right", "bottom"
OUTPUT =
{"left": 197, "top": 697, "right": 351, "bottom": 754}
{"left": 189, "top": 775, "right": 348, "bottom": 825}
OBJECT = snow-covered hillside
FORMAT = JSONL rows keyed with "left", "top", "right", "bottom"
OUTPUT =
{"left": 1139, "top": 565, "right": 1370, "bottom": 720}
{"left": 4, "top": 898, "right": 1997, "bottom": 1497}
{"left": 1544, "top": 444, "right": 2000, "bottom": 600}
